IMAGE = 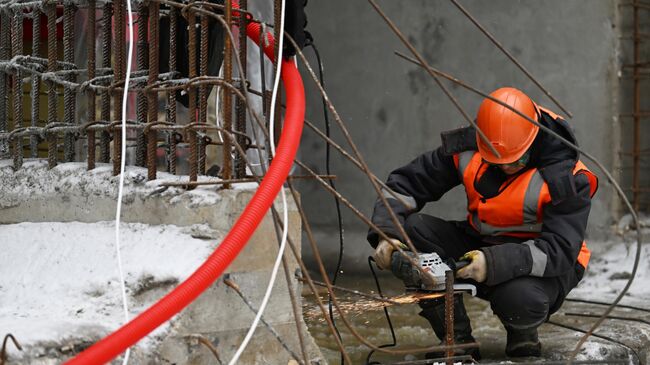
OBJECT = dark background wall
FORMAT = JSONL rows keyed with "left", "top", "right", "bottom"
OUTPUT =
{"left": 294, "top": 0, "right": 622, "bottom": 273}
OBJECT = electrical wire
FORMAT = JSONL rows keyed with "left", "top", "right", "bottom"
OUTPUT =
{"left": 114, "top": 1, "right": 136, "bottom": 364}
{"left": 307, "top": 40, "right": 346, "bottom": 364}
{"left": 366, "top": 257, "right": 397, "bottom": 365}
{"left": 227, "top": 1, "right": 287, "bottom": 363}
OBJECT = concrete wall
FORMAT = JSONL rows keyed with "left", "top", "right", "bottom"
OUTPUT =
{"left": 296, "top": 0, "right": 621, "bottom": 272}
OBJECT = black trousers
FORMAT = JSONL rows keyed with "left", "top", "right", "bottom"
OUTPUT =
{"left": 404, "top": 213, "right": 565, "bottom": 329}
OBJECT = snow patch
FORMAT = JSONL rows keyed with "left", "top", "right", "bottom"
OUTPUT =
{"left": 0, "top": 221, "right": 223, "bottom": 359}
{"left": 572, "top": 238, "right": 650, "bottom": 304}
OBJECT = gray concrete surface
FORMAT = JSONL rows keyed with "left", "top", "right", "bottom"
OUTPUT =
{"left": 303, "top": 274, "right": 648, "bottom": 364}
{"left": 0, "top": 160, "right": 323, "bottom": 364}
{"left": 295, "top": 0, "right": 623, "bottom": 273}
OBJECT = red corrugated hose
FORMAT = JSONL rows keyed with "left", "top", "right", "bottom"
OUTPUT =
{"left": 66, "top": 20, "right": 304, "bottom": 365}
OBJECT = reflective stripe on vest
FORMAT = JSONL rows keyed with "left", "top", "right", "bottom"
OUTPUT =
{"left": 470, "top": 212, "right": 543, "bottom": 235}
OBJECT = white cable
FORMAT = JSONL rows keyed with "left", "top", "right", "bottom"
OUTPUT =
{"left": 115, "top": 2, "right": 135, "bottom": 364}
{"left": 227, "top": 0, "right": 287, "bottom": 363}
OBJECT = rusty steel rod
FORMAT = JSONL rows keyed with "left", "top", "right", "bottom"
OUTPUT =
{"left": 63, "top": 3, "right": 76, "bottom": 162}
{"left": 167, "top": 5, "right": 178, "bottom": 174}
{"left": 31, "top": 9, "right": 41, "bottom": 158}
{"left": 448, "top": 0, "right": 573, "bottom": 118}
{"left": 223, "top": 278, "right": 305, "bottom": 364}
{"left": 222, "top": 0, "right": 233, "bottom": 187}
{"left": 87, "top": 0, "right": 97, "bottom": 170}
{"left": 46, "top": 2, "right": 57, "bottom": 169}
{"left": 366, "top": 0, "right": 501, "bottom": 160}
{"left": 147, "top": 1, "right": 160, "bottom": 180}
{"left": 444, "top": 271, "right": 454, "bottom": 364}
{"left": 0, "top": 12, "right": 9, "bottom": 158}
{"left": 99, "top": 2, "right": 112, "bottom": 163}
{"left": 188, "top": 1, "right": 199, "bottom": 183}
{"left": 136, "top": 2, "right": 149, "bottom": 167}
{"left": 632, "top": 0, "right": 641, "bottom": 211}
{"left": 12, "top": 10, "right": 24, "bottom": 169}
{"left": 235, "top": 0, "right": 248, "bottom": 178}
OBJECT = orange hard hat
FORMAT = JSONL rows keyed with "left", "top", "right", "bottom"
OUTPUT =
{"left": 475, "top": 87, "right": 539, "bottom": 164}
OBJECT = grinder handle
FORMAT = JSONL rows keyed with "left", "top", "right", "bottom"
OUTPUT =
{"left": 450, "top": 258, "right": 471, "bottom": 272}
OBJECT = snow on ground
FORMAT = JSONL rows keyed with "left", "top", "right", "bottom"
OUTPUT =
{"left": 572, "top": 215, "right": 650, "bottom": 305}
{"left": 0, "top": 221, "right": 222, "bottom": 358}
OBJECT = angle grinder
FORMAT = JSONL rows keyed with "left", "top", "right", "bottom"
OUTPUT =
{"left": 391, "top": 251, "right": 477, "bottom": 296}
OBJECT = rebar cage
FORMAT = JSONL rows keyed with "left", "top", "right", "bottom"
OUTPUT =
{"left": 0, "top": 0, "right": 281, "bottom": 188}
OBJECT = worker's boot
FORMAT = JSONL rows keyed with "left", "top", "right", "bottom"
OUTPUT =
{"left": 505, "top": 325, "right": 542, "bottom": 357}
{"left": 418, "top": 296, "right": 481, "bottom": 361}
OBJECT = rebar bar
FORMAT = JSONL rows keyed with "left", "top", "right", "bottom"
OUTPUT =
{"left": 31, "top": 9, "right": 41, "bottom": 158}
{"left": 223, "top": 278, "right": 305, "bottom": 365}
{"left": 63, "top": 2, "right": 76, "bottom": 162}
{"left": 448, "top": 0, "right": 573, "bottom": 118}
{"left": 0, "top": 12, "right": 10, "bottom": 158}
{"left": 167, "top": 5, "right": 178, "bottom": 174}
{"left": 188, "top": 1, "right": 198, "bottom": 183}
{"left": 136, "top": 2, "right": 149, "bottom": 167}
{"left": 99, "top": 2, "right": 112, "bottom": 163}
{"left": 12, "top": 10, "right": 24, "bottom": 169}
{"left": 632, "top": 0, "right": 642, "bottom": 211}
{"left": 444, "top": 271, "right": 454, "bottom": 364}
{"left": 87, "top": 0, "right": 96, "bottom": 169}
{"left": 235, "top": 0, "right": 247, "bottom": 178}
{"left": 0, "top": 334, "right": 22, "bottom": 365}
{"left": 46, "top": 2, "right": 58, "bottom": 169}
{"left": 222, "top": 0, "right": 233, "bottom": 187}
{"left": 147, "top": 0, "right": 160, "bottom": 180}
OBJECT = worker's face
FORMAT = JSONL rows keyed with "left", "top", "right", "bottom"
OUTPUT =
{"left": 499, "top": 162, "right": 527, "bottom": 175}
{"left": 485, "top": 150, "right": 531, "bottom": 175}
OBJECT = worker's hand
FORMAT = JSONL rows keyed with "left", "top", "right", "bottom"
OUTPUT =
{"left": 456, "top": 250, "right": 487, "bottom": 283}
{"left": 373, "top": 239, "right": 405, "bottom": 270}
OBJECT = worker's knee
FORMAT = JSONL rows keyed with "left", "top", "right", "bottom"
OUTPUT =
{"left": 403, "top": 214, "right": 425, "bottom": 240}
{"left": 489, "top": 278, "right": 550, "bottom": 329}
{"left": 403, "top": 214, "right": 447, "bottom": 253}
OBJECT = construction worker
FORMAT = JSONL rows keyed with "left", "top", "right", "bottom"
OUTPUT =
{"left": 368, "top": 87, "right": 597, "bottom": 360}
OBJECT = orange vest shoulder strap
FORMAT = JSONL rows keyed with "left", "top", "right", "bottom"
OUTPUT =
{"left": 536, "top": 105, "right": 563, "bottom": 121}
{"left": 573, "top": 160, "right": 599, "bottom": 198}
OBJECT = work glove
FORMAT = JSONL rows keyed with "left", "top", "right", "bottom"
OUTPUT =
{"left": 373, "top": 239, "right": 406, "bottom": 270}
{"left": 456, "top": 250, "right": 487, "bottom": 283}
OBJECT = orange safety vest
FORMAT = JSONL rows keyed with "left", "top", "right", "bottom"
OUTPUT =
{"left": 453, "top": 151, "right": 598, "bottom": 268}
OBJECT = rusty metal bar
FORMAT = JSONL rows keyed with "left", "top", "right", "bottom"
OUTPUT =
{"left": 12, "top": 10, "right": 24, "bottom": 169}
{"left": 222, "top": 278, "right": 305, "bottom": 364}
{"left": 0, "top": 334, "right": 22, "bottom": 365}
{"left": 235, "top": 0, "right": 248, "bottom": 178}
{"left": 99, "top": 2, "right": 112, "bottom": 163}
{"left": 46, "top": 2, "right": 58, "bottom": 169}
{"left": 87, "top": 0, "right": 97, "bottom": 170}
{"left": 136, "top": 2, "right": 149, "bottom": 167}
{"left": 199, "top": 8, "right": 208, "bottom": 126}
{"left": 198, "top": 8, "right": 209, "bottom": 176}
{"left": 448, "top": 0, "right": 573, "bottom": 118}
{"left": 112, "top": 0, "right": 125, "bottom": 176}
{"left": 0, "top": 12, "right": 9, "bottom": 158}
{"left": 188, "top": 1, "right": 198, "bottom": 183}
{"left": 167, "top": 5, "right": 178, "bottom": 174}
{"left": 632, "top": 0, "right": 641, "bottom": 210}
{"left": 63, "top": 2, "right": 76, "bottom": 162}
{"left": 147, "top": 0, "right": 160, "bottom": 180}
{"left": 444, "top": 271, "right": 454, "bottom": 364}
{"left": 222, "top": 0, "right": 233, "bottom": 187}
{"left": 30, "top": 9, "right": 41, "bottom": 158}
